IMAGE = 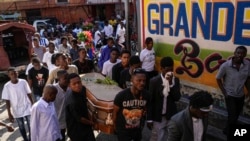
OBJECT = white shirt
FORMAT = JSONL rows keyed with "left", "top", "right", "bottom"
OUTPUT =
{"left": 49, "top": 65, "right": 58, "bottom": 74}
{"left": 58, "top": 44, "right": 71, "bottom": 54}
{"left": 192, "top": 117, "right": 204, "bottom": 141}
{"left": 102, "top": 59, "right": 121, "bottom": 79}
{"left": 54, "top": 83, "right": 70, "bottom": 129}
{"left": 26, "top": 63, "right": 33, "bottom": 75}
{"left": 94, "top": 30, "right": 101, "bottom": 45}
{"left": 73, "top": 28, "right": 82, "bottom": 34}
{"left": 31, "top": 98, "right": 62, "bottom": 141}
{"left": 42, "top": 51, "right": 57, "bottom": 72}
{"left": 140, "top": 48, "right": 155, "bottom": 71}
{"left": 117, "top": 27, "right": 126, "bottom": 44}
{"left": 1, "top": 79, "right": 32, "bottom": 118}
{"left": 103, "top": 24, "right": 113, "bottom": 37}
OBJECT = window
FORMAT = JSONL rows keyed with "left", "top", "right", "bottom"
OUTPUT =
{"left": 57, "top": 0, "right": 69, "bottom": 3}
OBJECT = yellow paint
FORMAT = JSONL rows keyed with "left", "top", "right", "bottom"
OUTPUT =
{"left": 218, "top": 9, "right": 226, "bottom": 34}
{"left": 156, "top": 57, "right": 218, "bottom": 88}
{"left": 245, "top": 8, "right": 250, "bottom": 21}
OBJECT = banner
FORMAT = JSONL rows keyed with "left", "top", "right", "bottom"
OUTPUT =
{"left": 140, "top": 0, "right": 250, "bottom": 115}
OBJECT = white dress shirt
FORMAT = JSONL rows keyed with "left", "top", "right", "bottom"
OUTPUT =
{"left": 31, "top": 98, "right": 62, "bottom": 141}
{"left": 192, "top": 117, "right": 203, "bottom": 141}
{"left": 103, "top": 24, "right": 113, "bottom": 37}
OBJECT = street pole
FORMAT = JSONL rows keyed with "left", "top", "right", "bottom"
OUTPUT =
{"left": 123, "top": 0, "right": 130, "bottom": 50}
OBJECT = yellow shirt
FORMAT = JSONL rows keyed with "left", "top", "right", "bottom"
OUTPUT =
{"left": 109, "top": 19, "right": 117, "bottom": 26}
{"left": 46, "top": 65, "right": 78, "bottom": 84}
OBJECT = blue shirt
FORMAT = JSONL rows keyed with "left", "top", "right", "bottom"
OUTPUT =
{"left": 98, "top": 45, "right": 113, "bottom": 69}
{"left": 216, "top": 58, "right": 250, "bottom": 97}
{"left": 70, "top": 48, "right": 79, "bottom": 61}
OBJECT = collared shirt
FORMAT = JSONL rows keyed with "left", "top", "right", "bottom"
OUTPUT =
{"left": 40, "top": 38, "right": 49, "bottom": 47}
{"left": 30, "top": 98, "right": 62, "bottom": 141}
{"left": 103, "top": 24, "right": 113, "bottom": 37}
{"left": 54, "top": 83, "right": 70, "bottom": 129}
{"left": 192, "top": 117, "right": 203, "bottom": 141}
{"left": 98, "top": 46, "right": 114, "bottom": 69}
{"left": 58, "top": 44, "right": 71, "bottom": 54}
{"left": 70, "top": 47, "right": 79, "bottom": 61}
{"left": 1, "top": 79, "right": 32, "bottom": 118}
{"left": 216, "top": 58, "right": 250, "bottom": 97}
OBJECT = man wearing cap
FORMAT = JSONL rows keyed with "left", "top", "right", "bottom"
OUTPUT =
{"left": 167, "top": 91, "right": 214, "bottom": 141}
{"left": 147, "top": 56, "right": 181, "bottom": 141}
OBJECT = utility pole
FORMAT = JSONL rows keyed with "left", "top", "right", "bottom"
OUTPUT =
{"left": 122, "top": 0, "right": 129, "bottom": 50}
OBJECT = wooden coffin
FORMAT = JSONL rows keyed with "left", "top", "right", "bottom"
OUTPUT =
{"left": 80, "top": 73, "right": 122, "bottom": 134}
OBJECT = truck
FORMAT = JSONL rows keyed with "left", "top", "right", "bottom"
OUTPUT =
{"left": 0, "top": 21, "right": 35, "bottom": 80}
{"left": 136, "top": 0, "right": 250, "bottom": 133}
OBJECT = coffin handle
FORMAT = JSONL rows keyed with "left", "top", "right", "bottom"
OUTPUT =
{"left": 105, "top": 113, "right": 113, "bottom": 125}
{"left": 92, "top": 109, "right": 99, "bottom": 130}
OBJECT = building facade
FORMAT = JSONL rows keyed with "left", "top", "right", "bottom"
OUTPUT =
{"left": 0, "top": 0, "right": 135, "bottom": 24}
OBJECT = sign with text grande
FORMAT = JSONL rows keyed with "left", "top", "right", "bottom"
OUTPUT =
{"left": 139, "top": 0, "right": 250, "bottom": 114}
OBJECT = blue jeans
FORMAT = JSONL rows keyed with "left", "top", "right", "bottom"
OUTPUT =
{"left": 16, "top": 115, "right": 30, "bottom": 141}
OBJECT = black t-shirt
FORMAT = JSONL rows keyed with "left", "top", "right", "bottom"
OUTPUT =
{"left": 28, "top": 66, "right": 49, "bottom": 96}
{"left": 120, "top": 68, "right": 132, "bottom": 89}
{"left": 114, "top": 88, "right": 150, "bottom": 131}
{"left": 112, "top": 62, "right": 127, "bottom": 87}
{"left": 73, "top": 59, "right": 94, "bottom": 74}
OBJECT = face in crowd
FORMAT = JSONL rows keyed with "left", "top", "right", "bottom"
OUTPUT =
{"left": 68, "top": 75, "right": 82, "bottom": 93}
{"left": 107, "top": 39, "right": 114, "bottom": 48}
{"left": 110, "top": 49, "right": 119, "bottom": 62}
{"left": 78, "top": 49, "right": 87, "bottom": 60}
{"left": 58, "top": 54, "right": 69, "bottom": 68}
{"left": 48, "top": 42, "right": 55, "bottom": 53}
{"left": 8, "top": 69, "right": 18, "bottom": 82}
{"left": 121, "top": 52, "right": 130, "bottom": 66}
{"left": 131, "top": 69, "right": 146, "bottom": 91}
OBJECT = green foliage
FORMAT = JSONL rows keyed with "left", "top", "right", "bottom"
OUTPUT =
{"left": 95, "top": 77, "right": 118, "bottom": 85}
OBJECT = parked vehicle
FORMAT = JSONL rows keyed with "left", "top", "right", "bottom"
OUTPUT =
{"left": 0, "top": 21, "right": 35, "bottom": 73}
{"left": 32, "top": 19, "right": 50, "bottom": 31}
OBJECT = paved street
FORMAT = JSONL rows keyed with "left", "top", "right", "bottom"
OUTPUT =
{"left": 0, "top": 98, "right": 226, "bottom": 141}
{"left": 0, "top": 99, "right": 152, "bottom": 141}
{"left": 0, "top": 80, "right": 225, "bottom": 141}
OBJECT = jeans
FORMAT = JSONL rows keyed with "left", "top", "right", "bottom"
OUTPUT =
{"left": 16, "top": 115, "right": 30, "bottom": 141}
{"left": 224, "top": 95, "right": 245, "bottom": 134}
{"left": 150, "top": 117, "right": 168, "bottom": 141}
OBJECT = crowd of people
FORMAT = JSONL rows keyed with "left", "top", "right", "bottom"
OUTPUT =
{"left": 0, "top": 14, "right": 250, "bottom": 141}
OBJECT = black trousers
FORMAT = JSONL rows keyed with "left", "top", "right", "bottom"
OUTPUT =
{"left": 225, "top": 95, "right": 245, "bottom": 133}
{"left": 60, "top": 129, "right": 66, "bottom": 141}
{"left": 117, "top": 129, "right": 142, "bottom": 141}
